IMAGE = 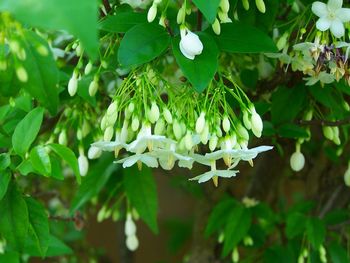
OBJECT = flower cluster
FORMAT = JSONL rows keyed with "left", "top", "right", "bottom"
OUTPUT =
{"left": 92, "top": 68, "right": 272, "bottom": 186}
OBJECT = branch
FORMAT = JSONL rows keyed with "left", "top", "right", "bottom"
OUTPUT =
{"left": 298, "top": 117, "right": 350, "bottom": 127}
{"left": 197, "top": 11, "right": 203, "bottom": 31}
{"left": 49, "top": 211, "right": 85, "bottom": 231}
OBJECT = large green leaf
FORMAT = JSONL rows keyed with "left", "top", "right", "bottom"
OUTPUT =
{"left": 99, "top": 11, "right": 146, "bottom": 33}
{"left": 172, "top": 32, "right": 219, "bottom": 92}
{"left": 222, "top": 204, "right": 252, "bottom": 257}
{"left": 0, "top": 170, "right": 11, "bottom": 201}
{"left": 0, "top": 152, "right": 11, "bottom": 171}
{"left": 48, "top": 143, "right": 81, "bottom": 184}
{"left": 123, "top": 166, "right": 158, "bottom": 234}
{"left": 25, "top": 197, "right": 50, "bottom": 257}
{"left": 285, "top": 212, "right": 306, "bottom": 239}
{"left": 19, "top": 31, "right": 59, "bottom": 115}
{"left": 306, "top": 218, "right": 326, "bottom": 249}
{"left": 205, "top": 198, "right": 235, "bottom": 237}
{"left": 30, "top": 145, "right": 52, "bottom": 177}
{"left": 0, "top": 181, "right": 29, "bottom": 251}
{"left": 12, "top": 107, "right": 44, "bottom": 158}
{"left": 71, "top": 154, "right": 118, "bottom": 212}
{"left": 0, "top": 0, "right": 98, "bottom": 58}
{"left": 24, "top": 234, "right": 73, "bottom": 257}
{"left": 0, "top": 251, "right": 20, "bottom": 263}
{"left": 329, "top": 242, "right": 350, "bottom": 263}
{"left": 192, "top": 0, "right": 220, "bottom": 24}
{"left": 215, "top": 23, "right": 277, "bottom": 53}
{"left": 118, "top": 23, "right": 170, "bottom": 67}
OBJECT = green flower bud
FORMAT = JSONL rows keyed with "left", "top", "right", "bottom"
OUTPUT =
{"left": 107, "top": 101, "right": 118, "bottom": 116}
{"left": 220, "top": 0, "right": 230, "bottom": 13}
{"left": 212, "top": 18, "right": 221, "bottom": 35}
{"left": 237, "top": 123, "right": 249, "bottom": 141}
{"left": 242, "top": 0, "right": 249, "bottom": 10}
{"left": 88, "top": 78, "right": 99, "bottom": 96}
{"left": 16, "top": 66, "right": 28, "bottom": 83}
{"left": 148, "top": 102, "right": 160, "bottom": 123}
{"left": 0, "top": 60, "right": 7, "bottom": 71}
{"left": 196, "top": 112, "right": 206, "bottom": 134}
{"left": 173, "top": 120, "right": 182, "bottom": 140}
{"left": 163, "top": 108, "right": 173, "bottom": 124}
{"left": 84, "top": 61, "right": 93, "bottom": 75}
{"left": 222, "top": 115, "right": 230, "bottom": 133}
{"left": 58, "top": 130, "right": 67, "bottom": 145}
{"left": 100, "top": 115, "right": 107, "bottom": 131}
{"left": 255, "top": 0, "right": 266, "bottom": 13}
{"left": 184, "top": 131, "right": 193, "bottom": 150}
{"left": 322, "top": 126, "right": 333, "bottom": 141}
{"left": 290, "top": 151, "right": 305, "bottom": 172}
{"left": 200, "top": 123, "right": 209, "bottom": 144}
{"left": 332, "top": 127, "right": 341, "bottom": 145}
{"left": 78, "top": 154, "right": 89, "bottom": 177}
{"left": 243, "top": 110, "right": 252, "bottom": 130}
{"left": 147, "top": 3, "right": 158, "bottom": 23}
{"left": 232, "top": 247, "right": 239, "bottom": 263}
{"left": 251, "top": 108, "right": 263, "bottom": 138}
{"left": 104, "top": 126, "right": 114, "bottom": 141}
{"left": 209, "top": 134, "right": 218, "bottom": 151}
{"left": 131, "top": 116, "right": 140, "bottom": 132}
{"left": 68, "top": 72, "right": 78, "bottom": 96}
{"left": 155, "top": 118, "right": 165, "bottom": 135}
{"left": 344, "top": 164, "right": 350, "bottom": 187}
{"left": 37, "top": 45, "right": 49, "bottom": 56}
{"left": 177, "top": 6, "right": 186, "bottom": 24}
{"left": 128, "top": 102, "right": 135, "bottom": 113}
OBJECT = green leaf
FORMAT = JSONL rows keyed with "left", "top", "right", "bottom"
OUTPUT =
{"left": 271, "top": 86, "right": 307, "bottom": 125}
{"left": 25, "top": 197, "right": 50, "bottom": 257}
{"left": 30, "top": 145, "right": 52, "bottom": 176}
{"left": 205, "top": 198, "right": 235, "bottom": 237}
{"left": 118, "top": 23, "right": 170, "bottom": 67}
{"left": 306, "top": 218, "right": 326, "bottom": 249}
{"left": 0, "top": 0, "right": 98, "bottom": 58}
{"left": 285, "top": 213, "right": 306, "bottom": 239}
{"left": 99, "top": 11, "right": 146, "bottom": 33}
{"left": 123, "top": 166, "right": 158, "bottom": 234}
{"left": 0, "top": 181, "right": 29, "bottom": 251}
{"left": 20, "top": 31, "right": 59, "bottom": 115}
{"left": 12, "top": 107, "right": 44, "bottom": 158}
{"left": 71, "top": 154, "right": 118, "bottom": 212}
{"left": 172, "top": 32, "right": 219, "bottom": 92}
{"left": 17, "top": 159, "right": 35, "bottom": 176}
{"left": 0, "top": 251, "right": 20, "bottom": 263}
{"left": 24, "top": 234, "right": 73, "bottom": 257}
{"left": 0, "top": 152, "right": 11, "bottom": 170}
{"left": 222, "top": 204, "right": 252, "bottom": 257}
{"left": 48, "top": 143, "right": 81, "bottom": 184}
{"left": 215, "top": 23, "right": 277, "bottom": 53}
{"left": 50, "top": 156, "right": 64, "bottom": 181}
{"left": 328, "top": 242, "right": 349, "bottom": 263}
{"left": 0, "top": 170, "right": 11, "bottom": 200}
{"left": 277, "top": 124, "right": 309, "bottom": 139}
{"left": 192, "top": 0, "right": 220, "bottom": 23}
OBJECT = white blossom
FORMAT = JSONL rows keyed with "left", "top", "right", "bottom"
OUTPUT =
{"left": 179, "top": 28, "right": 204, "bottom": 60}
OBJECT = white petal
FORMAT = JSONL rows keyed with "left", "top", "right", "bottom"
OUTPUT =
{"left": 316, "top": 17, "right": 332, "bottom": 31}
{"left": 311, "top": 2, "right": 328, "bottom": 17}
{"left": 330, "top": 19, "right": 345, "bottom": 37}
{"left": 179, "top": 41, "right": 195, "bottom": 60}
{"left": 214, "top": 170, "right": 238, "bottom": 179}
{"left": 117, "top": 155, "right": 139, "bottom": 168}
{"left": 140, "top": 155, "right": 159, "bottom": 168}
{"left": 178, "top": 158, "right": 194, "bottom": 169}
{"left": 327, "top": 0, "right": 343, "bottom": 11}
{"left": 190, "top": 171, "right": 215, "bottom": 183}
{"left": 335, "top": 8, "right": 350, "bottom": 22}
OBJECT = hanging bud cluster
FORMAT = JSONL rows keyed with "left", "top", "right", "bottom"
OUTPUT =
{"left": 124, "top": 213, "right": 139, "bottom": 251}
{"left": 92, "top": 68, "right": 272, "bottom": 186}
{"left": 212, "top": 0, "right": 232, "bottom": 35}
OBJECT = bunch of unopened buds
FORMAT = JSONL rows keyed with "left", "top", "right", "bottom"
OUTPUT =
{"left": 270, "top": 0, "right": 350, "bottom": 86}
{"left": 91, "top": 68, "right": 272, "bottom": 186}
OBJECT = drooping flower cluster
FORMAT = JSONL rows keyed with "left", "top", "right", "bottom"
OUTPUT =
{"left": 92, "top": 68, "right": 272, "bottom": 186}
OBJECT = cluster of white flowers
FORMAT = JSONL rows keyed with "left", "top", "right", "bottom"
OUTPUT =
{"left": 91, "top": 69, "right": 272, "bottom": 186}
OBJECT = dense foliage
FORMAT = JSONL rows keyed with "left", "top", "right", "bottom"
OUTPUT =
{"left": 1, "top": 0, "right": 350, "bottom": 262}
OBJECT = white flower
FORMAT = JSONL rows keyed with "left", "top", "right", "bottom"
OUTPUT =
{"left": 88, "top": 146, "right": 102, "bottom": 159}
{"left": 179, "top": 28, "right": 204, "bottom": 60}
{"left": 189, "top": 169, "right": 238, "bottom": 184}
{"left": 312, "top": 0, "right": 350, "bottom": 38}
{"left": 121, "top": 0, "right": 152, "bottom": 9}
{"left": 115, "top": 153, "right": 158, "bottom": 169}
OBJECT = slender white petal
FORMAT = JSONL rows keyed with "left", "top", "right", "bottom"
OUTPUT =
{"left": 311, "top": 2, "right": 328, "bottom": 17}
{"left": 335, "top": 8, "right": 350, "bottom": 22}
{"left": 330, "top": 18, "right": 345, "bottom": 37}
{"left": 189, "top": 170, "right": 238, "bottom": 184}
{"left": 327, "top": 0, "right": 343, "bottom": 11}
{"left": 92, "top": 141, "right": 129, "bottom": 151}
{"left": 316, "top": 17, "right": 332, "bottom": 31}
{"left": 119, "top": 155, "right": 139, "bottom": 168}
{"left": 141, "top": 155, "right": 159, "bottom": 168}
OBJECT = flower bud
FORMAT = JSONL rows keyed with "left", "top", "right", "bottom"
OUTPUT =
{"left": 200, "top": 123, "right": 209, "bottom": 144}
{"left": 104, "top": 126, "right": 114, "bottom": 141}
{"left": 76, "top": 43, "right": 83, "bottom": 56}
{"left": 84, "top": 62, "right": 93, "bottom": 75}
{"left": 176, "top": 6, "right": 186, "bottom": 24}
{"left": 147, "top": 3, "right": 158, "bottom": 22}
{"left": 243, "top": 111, "right": 252, "bottom": 130}
{"left": 184, "top": 131, "right": 193, "bottom": 150}
{"left": 100, "top": 116, "right": 107, "bottom": 131}
{"left": 209, "top": 134, "right": 218, "bottom": 151}
{"left": 0, "top": 60, "right": 7, "bottom": 71}
{"left": 163, "top": 108, "right": 173, "bottom": 124}
{"left": 216, "top": 125, "right": 223, "bottom": 138}
{"left": 126, "top": 234, "right": 139, "bottom": 251}
{"left": 76, "top": 129, "right": 83, "bottom": 140}
{"left": 37, "top": 45, "right": 48, "bottom": 56}
{"left": 277, "top": 33, "right": 288, "bottom": 51}
{"left": 298, "top": 255, "right": 305, "bottom": 263}
{"left": 196, "top": 112, "right": 206, "bottom": 134}
{"left": 107, "top": 101, "right": 118, "bottom": 116}
{"left": 237, "top": 123, "right": 249, "bottom": 141}
{"left": 125, "top": 215, "right": 137, "bottom": 236}
{"left": 232, "top": 247, "right": 239, "bottom": 263}
{"left": 148, "top": 102, "right": 160, "bottom": 123}
{"left": 332, "top": 127, "right": 341, "bottom": 145}
{"left": 120, "top": 121, "right": 129, "bottom": 143}
{"left": 212, "top": 18, "right": 221, "bottom": 35}
{"left": 88, "top": 78, "right": 99, "bottom": 96}
{"left": 322, "top": 126, "right": 334, "bottom": 141}
{"left": 255, "top": 0, "right": 266, "bottom": 13}
{"left": 222, "top": 115, "right": 230, "bottom": 133}
{"left": 16, "top": 66, "right": 28, "bottom": 83}
{"left": 220, "top": 0, "right": 230, "bottom": 13}
{"left": 173, "top": 120, "right": 182, "bottom": 140}
{"left": 155, "top": 118, "right": 165, "bottom": 135}
{"left": 179, "top": 28, "right": 204, "bottom": 60}
{"left": 344, "top": 164, "right": 350, "bottom": 186}
{"left": 242, "top": 0, "right": 249, "bottom": 10}
{"left": 159, "top": 15, "right": 166, "bottom": 27}
{"left": 128, "top": 102, "right": 135, "bottom": 113}
{"left": 131, "top": 116, "right": 140, "bottom": 132}
{"left": 290, "top": 151, "right": 305, "bottom": 172}
{"left": 218, "top": 10, "right": 232, "bottom": 23}
{"left": 58, "top": 130, "right": 67, "bottom": 145}
{"left": 88, "top": 146, "right": 102, "bottom": 159}
{"left": 68, "top": 72, "right": 78, "bottom": 96}
{"left": 78, "top": 154, "right": 89, "bottom": 176}
{"left": 251, "top": 109, "right": 263, "bottom": 138}
{"left": 9, "top": 41, "right": 20, "bottom": 54}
